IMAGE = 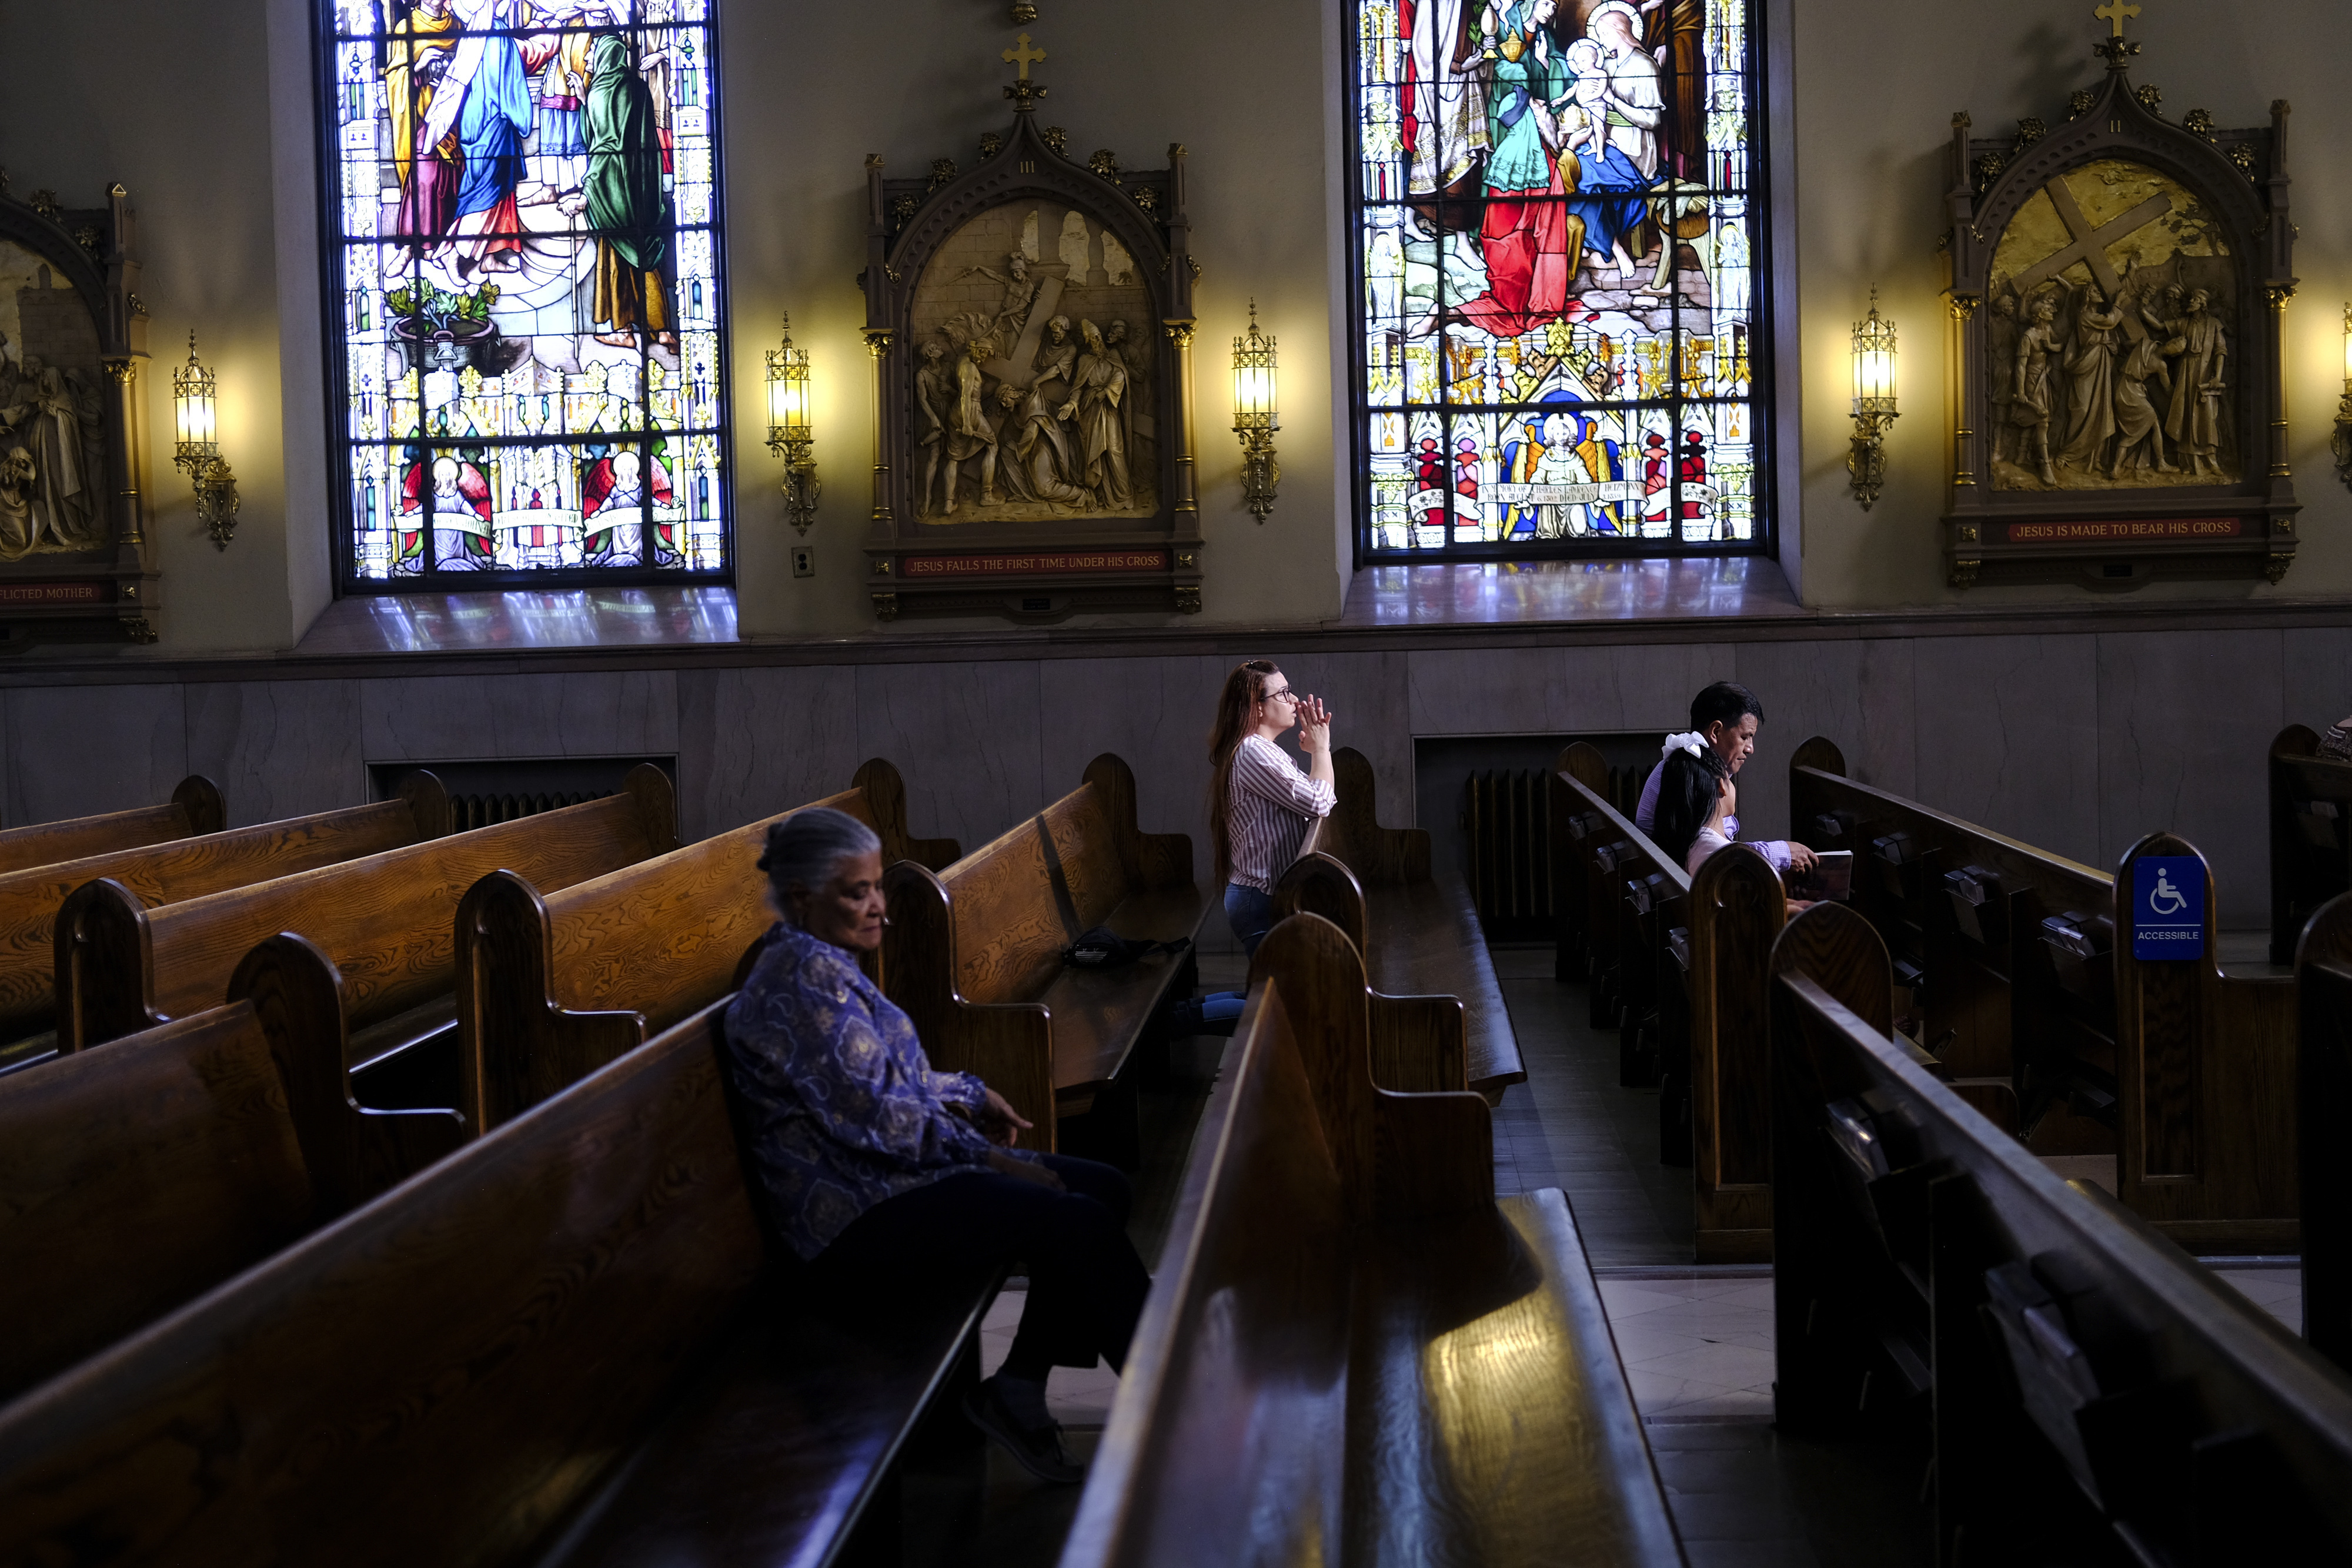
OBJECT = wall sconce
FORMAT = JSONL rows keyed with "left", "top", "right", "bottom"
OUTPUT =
{"left": 172, "top": 331, "right": 240, "bottom": 549}
{"left": 1231, "top": 299, "right": 1280, "bottom": 522}
{"left": 2331, "top": 304, "right": 2352, "bottom": 493}
{"left": 766, "top": 314, "right": 818, "bottom": 535}
{"left": 1847, "top": 287, "right": 1897, "bottom": 511}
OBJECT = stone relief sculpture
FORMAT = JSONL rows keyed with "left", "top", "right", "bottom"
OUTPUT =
{"left": 1985, "top": 158, "right": 2237, "bottom": 492}
{"left": 906, "top": 200, "right": 1160, "bottom": 522}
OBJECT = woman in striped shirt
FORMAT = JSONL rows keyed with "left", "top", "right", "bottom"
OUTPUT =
{"left": 1208, "top": 659, "right": 1337, "bottom": 955}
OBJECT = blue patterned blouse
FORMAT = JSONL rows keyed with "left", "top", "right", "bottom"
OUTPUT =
{"left": 723, "top": 922, "right": 1027, "bottom": 1259}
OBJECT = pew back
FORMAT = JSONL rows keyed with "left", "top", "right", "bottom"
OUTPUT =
{"left": 1685, "top": 842, "right": 1788, "bottom": 1261}
{"left": 0, "top": 772, "right": 449, "bottom": 1043}
{"left": 56, "top": 764, "right": 676, "bottom": 1052}
{"left": 456, "top": 759, "right": 958, "bottom": 1133}
{"left": 0, "top": 999, "right": 764, "bottom": 1567}
{"left": 1548, "top": 740, "right": 1611, "bottom": 977}
{"left": 0, "top": 934, "right": 463, "bottom": 1406}
{"left": 2297, "top": 891, "right": 2352, "bottom": 1373}
{"left": 1064, "top": 914, "right": 1682, "bottom": 1567}
{"left": 1555, "top": 765, "right": 1691, "bottom": 1089}
{"left": 2269, "top": 724, "right": 2352, "bottom": 962}
{"left": 1770, "top": 902, "right": 2352, "bottom": 1563}
{"left": 0, "top": 775, "right": 225, "bottom": 876}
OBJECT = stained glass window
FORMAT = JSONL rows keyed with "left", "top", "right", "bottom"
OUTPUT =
{"left": 322, "top": 1, "right": 728, "bottom": 585}
{"left": 1350, "top": 0, "right": 1766, "bottom": 556}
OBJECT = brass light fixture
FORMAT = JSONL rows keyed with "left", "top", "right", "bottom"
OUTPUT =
{"left": 2331, "top": 303, "right": 2352, "bottom": 493}
{"left": 1847, "top": 287, "right": 1897, "bottom": 510}
{"left": 172, "top": 331, "right": 240, "bottom": 549}
{"left": 1231, "top": 300, "right": 1280, "bottom": 522}
{"left": 766, "top": 314, "right": 819, "bottom": 534}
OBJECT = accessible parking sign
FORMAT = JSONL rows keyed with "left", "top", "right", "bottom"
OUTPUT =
{"left": 2131, "top": 857, "right": 2205, "bottom": 961}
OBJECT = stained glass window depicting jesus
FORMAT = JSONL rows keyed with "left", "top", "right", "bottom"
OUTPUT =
{"left": 323, "top": 0, "right": 727, "bottom": 584}
{"left": 1351, "top": 0, "right": 1765, "bottom": 554}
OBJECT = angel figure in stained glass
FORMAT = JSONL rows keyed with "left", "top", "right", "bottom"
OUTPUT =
{"left": 402, "top": 454, "right": 496, "bottom": 571}
{"left": 582, "top": 448, "right": 676, "bottom": 566}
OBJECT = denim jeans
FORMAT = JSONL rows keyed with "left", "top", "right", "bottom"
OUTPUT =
{"left": 1224, "top": 881, "right": 1277, "bottom": 957}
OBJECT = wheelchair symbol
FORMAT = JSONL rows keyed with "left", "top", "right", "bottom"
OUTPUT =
{"left": 2148, "top": 869, "right": 2188, "bottom": 917}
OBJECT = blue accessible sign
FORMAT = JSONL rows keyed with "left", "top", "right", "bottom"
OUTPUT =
{"left": 2131, "top": 857, "right": 2206, "bottom": 961}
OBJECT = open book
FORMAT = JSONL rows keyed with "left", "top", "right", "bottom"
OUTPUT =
{"left": 1786, "top": 850, "right": 1853, "bottom": 903}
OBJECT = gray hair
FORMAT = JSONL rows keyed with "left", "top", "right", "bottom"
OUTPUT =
{"left": 759, "top": 807, "right": 881, "bottom": 920}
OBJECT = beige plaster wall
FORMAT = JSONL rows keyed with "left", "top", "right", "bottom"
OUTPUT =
{"left": 1789, "top": 0, "right": 2352, "bottom": 608}
{"left": 5, "top": 0, "right": 2350, "bottom": 647}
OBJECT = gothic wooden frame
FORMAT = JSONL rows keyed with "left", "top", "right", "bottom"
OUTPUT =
{"left": 859, "top": 96, "right": 1200, "bottom": 624}
{"left": 1942, "top": 46, "right": 2296, "bottom": 589}
{"left": 0, "top": 178, "right": 155, "bottom": 648}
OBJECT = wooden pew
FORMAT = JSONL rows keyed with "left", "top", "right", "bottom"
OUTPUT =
{"left": 0, "top": 775, "right": 224, "bottom": 876}
{"left": 1548, "top": 738, "right": 1611, "bottom": 978}
{"left": 54, "top": 764, "right": 677, "bottom": 1060}
{"left": 0, "top": 997, "right": 1004, "bottom": 1568}
{"left": 1685, "top": 843, "right": 1788, "bottom": 1262}
{"left": 2269, "top": 724, "right": 2352, "bottom": 963}
{"left": 0, "top": 933, "right": 462, "bottom": 1406}
{"left": 1062, "top": 911, "right": 1683, "bottom": 1567}
{"left": 1271, "top": 745, "right": 1524, "bottom": 1101}
{"left": 1792, "top": 739, "right": 2295, "bottom": 1253}
{"left": 881, "top": 752, "right": 1207, "bottom": 1156}
{"left": 2297, "top": 891, "right": 2352, "bottom": 1374}
{"left": 0, "top": 772, "right": 450, "bottom": 1055}
{"left": 1770, "top": 901, "right": 2352, "bottom": 1563}
{"left": 1551, "top": 761, "right": 1692, "bottom": 1105}
{"left": 454, "top": 758, "right": 960, "bottom": 1134}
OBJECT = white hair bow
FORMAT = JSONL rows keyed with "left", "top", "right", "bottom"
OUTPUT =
{"left": 1662, "top": 731, "right": 1708, "bottom": 760}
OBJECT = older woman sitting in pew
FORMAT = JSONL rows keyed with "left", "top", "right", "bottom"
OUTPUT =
{"left": 724, "top": 808, "right": 1150, "bottom": 1485}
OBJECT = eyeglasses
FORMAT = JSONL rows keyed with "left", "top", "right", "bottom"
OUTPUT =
{"left": 1261, "top": 686, "right": 1298, "bottom": 704}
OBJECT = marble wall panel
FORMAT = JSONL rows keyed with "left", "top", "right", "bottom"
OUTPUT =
{"left": 2097, "top": 630, "right": 2283, "bottom": 926}
{"left": 1405, "top": 644, "right": 1716, "bottom": 739}
{"left": 185, "top": 681, "right": 366, "bottom": 827}
{"left": 1733, "top": 640, "right": 1917, "bottom": 843}
{"left": 674, "top": 667, "right": 861, "bottom": 842}
{"left": 855, "top": 661, "right": 1043, "bottom": 860}
{"left": 1912, "top": 635, "right": 2101, "bottom": 867}
{"left": 5, "top": 684, "right": 188, "bottom": 827}
{"left": 1039, "top": 655, "right": 1226, "bottom": 860}
{"left": 2282, "top": 628, "right": 2352, "bottom": 742}
{"left": 360, "top": 672, "right": 680, "bottom": 762}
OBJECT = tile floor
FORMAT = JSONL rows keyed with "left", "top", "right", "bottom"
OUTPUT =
{"left": 1598, "top": 1271, "right": 1778, "bottom": 1422}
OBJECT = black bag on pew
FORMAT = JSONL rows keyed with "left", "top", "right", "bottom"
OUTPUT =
{"left": 1063, "top": 925, "right": 1190, "bottom": 969}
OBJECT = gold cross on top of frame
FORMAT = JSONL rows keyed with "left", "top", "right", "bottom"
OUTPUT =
{"left": 1002, "top": 33, "right": 1047, "bottom": 80}
{"left": 2094, "top": 0, "right": 2140, "bottom": 36}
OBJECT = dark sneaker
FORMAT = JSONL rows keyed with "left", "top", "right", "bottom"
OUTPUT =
{"left": 963, "top": 1377, "right": 1085, "bottom": 1484}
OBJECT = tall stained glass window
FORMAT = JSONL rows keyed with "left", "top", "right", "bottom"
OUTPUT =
{"left": 1350, "top": 0, "right": 1766, "bottom": 556}
{"left": 322, "top": 1, "right": 728, "bottom": 585}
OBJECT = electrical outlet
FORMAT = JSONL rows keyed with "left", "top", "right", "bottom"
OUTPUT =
{"left": 791, "top": 546, "right": 816, "bottom": 579}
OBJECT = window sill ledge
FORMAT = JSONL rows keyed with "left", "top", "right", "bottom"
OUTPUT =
{"left": 1338, "top": 556, "right": 1803, "bottom": 629}
{"left": 297, "top": 586, "right": 740, "bottom": 657}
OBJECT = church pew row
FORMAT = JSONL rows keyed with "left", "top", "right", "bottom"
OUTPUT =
{"left": 454, "top": 758, "right": 958, "bottom": 1134}
{"left": 0, "top": 771, "right": 450, "bottom": 1062}
{"left": 0, "top": 774, "right": 224, "bottom": 877}
{"left": 1552, "top": 756, "right": 1692, "bottom": 1101}
{"left": 1061, "top": 911, "right": 1683, "bottom": 1567}
{"left": 1792, "top": 738, "right": 2296, "bottom": 1254}
{"left": 1770, "top": 902, "right": 2352, "bottom": 1564}
{"left": 0, "top": 934, "right": 462, "bottom": 1407}
{"left": 52, "top": 763, "right": 678, "bottom": 1065}
{"left": 881, "top": 751, "right": 1208, "bottom": 1157}
{"left": 0, "top": 994, "right": 1003, "bottom": 1568}
{"left": 1548, "top": 740, "right": 1613, "bottom": 978}
{"left": 2295, "top": 892, "right": 2352, "bottom": 1375}
{"left": 1272, "top": 745, "right": 1522, "bottom": 1102}
{"left": 2270, "top": 723, "right": 2352, "bottom": 963}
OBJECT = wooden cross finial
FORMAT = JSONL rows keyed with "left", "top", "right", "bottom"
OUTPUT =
{"left": 2094, "top": 0, "right": 2140, "bottom": 36}
{"left": 1002, "top": 32, "right": 1046, "bottom": 80}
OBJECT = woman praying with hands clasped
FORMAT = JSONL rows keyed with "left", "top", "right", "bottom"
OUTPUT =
{"left": 723, "top": 809, "right": 1150, "bottom": 1486}
{"left": 1208, "top": 659, "right": 1337, "bottom": 957}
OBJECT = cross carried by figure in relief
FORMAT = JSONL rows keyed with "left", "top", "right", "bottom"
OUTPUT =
{"left": 2094, "top": 0, "right": 2140, "bottom": 36}
{"left": 1003, "top": 33, "right": 1047, "bottom": 79}
{"left": 2010, "top": 176, "right": 2171, "bottom": 337}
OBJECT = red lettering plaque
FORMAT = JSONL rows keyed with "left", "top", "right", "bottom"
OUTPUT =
{"left": 900, "top": 549, "right": 1172, "bottom": 578}
{"left": 2003, "top": 517, "right": 2243, "bottom": 544}
{"left": 0, "top": 581, "right": 113, "bottom": 606}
